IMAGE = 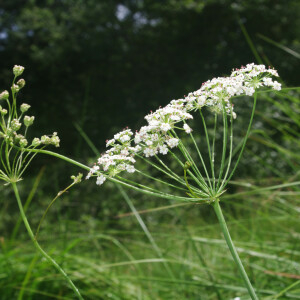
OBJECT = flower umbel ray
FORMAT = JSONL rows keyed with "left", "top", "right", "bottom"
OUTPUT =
{"left": 87, "top": 63, "right": 281, "bottom": 202}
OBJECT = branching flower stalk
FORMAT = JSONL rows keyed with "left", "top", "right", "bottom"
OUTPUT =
{"left": 3, "top": 63, "right": 283, "bottom": 299}
{"left": 0, "top": 66, "right": 84, "bottom": 300}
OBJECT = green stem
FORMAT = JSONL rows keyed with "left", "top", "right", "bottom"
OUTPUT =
{"left": 220, "top": 93, "right": 257, "bottom": 191}
{"left": 211, "top": 114, "right": 217, "bottom": 191}
{"left": 216, "top": 104, "right": 228, "bottom": 191}
{"left": 184, "top": 168, "right": 200, "bottom": 198}
{"left": 21, "top": 148, "right": 200, "bottom": 201}
{"left": 217, "top": 103, "right": 234, "bottom": 192}
{"left": 199, "top": 110, "right": 214, "bottom": 191}
{"left": 170, "top": 130, "right": 208, "bottom": 190}
{"left": 187, "top": 130, "right": 212, "bottom": 191}
{"left": 11, "top": 182, "right": 84, "bottom": 300}
{"left": 168, "top": 149, "right": 210, "bottom": 195}
{"left": 136, "top": 169, "right": 190, "bottom": 193}
{"left": 35, "top": 181, "right": 76, "bottom": 239}
{"left": 212, "top": 200, "right": 258, "bottom": 300}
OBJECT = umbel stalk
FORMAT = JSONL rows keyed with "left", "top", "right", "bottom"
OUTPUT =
{"left": 212, "top": 199, "right": 258, "bottom": 300}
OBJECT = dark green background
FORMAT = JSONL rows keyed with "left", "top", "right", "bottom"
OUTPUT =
{"left": 0, "top": 0, "right": 299, "bottom": 159}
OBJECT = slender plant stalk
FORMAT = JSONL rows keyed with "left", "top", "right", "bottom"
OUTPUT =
{"left": 11, "top": 182, "right": 84, "bottom": 300}
{"left": 171, "top": 129, "right": 208, "bottom": 189}
{"left": 199, "top": 110, "right": 214, "bottom": 191}
{"left": 212, "top": 199, "right": 258, "bottom": 300}
{"left": 216, "top": 104, "right": 228, "bottom": 191}
{"left": 188, "top": 130, "right": 212, "bottom": 191}
{"left": 219, "top": 93, "right": 257, "bottom": 191}
{"left": 20, "top": 148, "right": 200, "bottom": 202}
{"left": 217, "top": 103, "right": 234, "bottom": 191}
{"left": 211, "top": 113, "right": 218, "bottom": 191}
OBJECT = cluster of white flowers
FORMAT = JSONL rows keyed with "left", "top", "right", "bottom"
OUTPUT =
{"left": 183, "top": 63, "right": 281, "bottom": 118}
{"left": 86, "top": 129, "right": 140, "bottom": 183}
{"left": 88, "top": 63, "right": 281, "bottom": 185}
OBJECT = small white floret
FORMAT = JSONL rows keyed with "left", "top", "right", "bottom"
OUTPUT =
{"left": 96, "top": 175, "right": 106, "bottom": 185}
{"left": 183, "top": 123, "right": 192, "bottom": 134}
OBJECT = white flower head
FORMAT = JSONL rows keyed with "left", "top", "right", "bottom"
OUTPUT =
{"left": 106, "top": 139, "right": 115, "bottom": 147}
{"left": 160, "top": 122, "right": 172, "bottom": 132}
{"left": 126, "top": 164, "right": 135, "bottom": 173}
{"left": 88, "top": 63, "right": 281, "bottom": 187}
{"left": 159, "top": 144, "right": 168, "bottom": 155}
{"left": 183, "top": 123, "right": 192, "bottom": 134}
{"left": 96, "top": 175, "right": 106, "bottom": 185}
{"left": 166, "top": 138, "right": 179, "bottom": 148}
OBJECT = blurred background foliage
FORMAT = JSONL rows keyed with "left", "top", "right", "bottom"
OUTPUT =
{"left": 0, "top": 0, "right": 299, "bottom": 158}
{"left": 0, "top": 1, "right": 300, "bottom": 299}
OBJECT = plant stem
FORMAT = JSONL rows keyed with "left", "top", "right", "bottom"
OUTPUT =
{"left": 220, "top": 93, "right": 257, "bottom": 191}
{"left": 212, "top": 199, "right": 258, "bottom": 300}
{"left": 11, "top": 182, "right": 84, "bottom": 300}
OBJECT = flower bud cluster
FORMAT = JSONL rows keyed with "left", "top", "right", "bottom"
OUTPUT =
{"left": 17, "top": 79, "right": 26, "bottom": 89}
{"left": 39, "top": 132, "right": 60, "bottom": 147}
{"left": 20, "top": 103, "right": 31, "bottom": 113}
{"left": 88, "top": 63, "right": 281, "bottom": 185}
{"left": 0, "top": 65, "right": 62, "bottom": 184}
{"left": 24, "top": 116, "right": 35, "bottom": 127}
{"left": 0, "top": 66, "right": 61, "bottom": 155}
{"left": 0, "top": 91, "right": 9, "bottom": 100}
{"left": 11, "top": 119, "right": 22, "bottom": 131}
{"left": 11, "top": 84, "right": 20, "bottom": 93}
{"left": 13, "top": 65, "right": 25, "bottom": 77}
{"left": 1, "top": 108, "right": 7, "bottom": 115}
{"left": 71, "top": 173, "right": 83, "bottom": 184}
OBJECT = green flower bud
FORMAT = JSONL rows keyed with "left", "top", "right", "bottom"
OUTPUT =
{"left": 0, "top": 90, "right": 9, "bottom": 100}
{"left": 17, "top": 78, "right": 26, "bottom": 89}
{"left": 6, "top": 128, "right": 13, "bottom": 135}
{"left": 20, "top": 103, "right": 31, "bottom": 113}
{"left": 14, "top": 134, "right": 24, "bottom": 143}
{"left": 71, "top": 173, "right": 83, "bottom": 184}
{"left": 24, "top": 115, "right": 35, "bottom": 127}
{"left": 11, "top": 84, "right": 20, "bottom": 93}
{"left": 41, "top": 135, "right": 51, "bottom": 144}
{"left": 184, "top": 161, "right": 192, "bottom": 170}
{"left": 19, "top": 138, "right": 28, "bottom": 148}
{"left": 1, "top": 109, "right": 8, "bottom": 115}
{"left": 32, "top": 137, "right": 41, "bottom": 147}
{"left": 13, "top": 65, "right": 25, "bottom": 77}
{"left": 11, "top": 119, "right": 22, "bottom": 131}
{"left": 51, "top": 132, "right": 60, "bottom": 147}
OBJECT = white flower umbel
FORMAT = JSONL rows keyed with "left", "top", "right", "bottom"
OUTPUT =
{"left": 88, "top": 63, "right": 281, "bottom": 195}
